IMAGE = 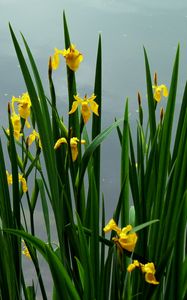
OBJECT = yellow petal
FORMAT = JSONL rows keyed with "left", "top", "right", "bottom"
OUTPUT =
{"left": 161, "top": 84, "right": 168, "bottom": 97}
{"left": 145, "top": 273, "right": 159, "bottom": 285}
{"left": 89, "top": 100, "right": 99, "bottom": 116}
{"left": 51, "top": 48, "right": 60, "bottom": 70}
{"left": 19, "top": 174, "right": 28, "bottom": 193}
{"left": 103, "top": 219, "right": 121, "bottom": 234}
{"left": 81, "top": 102, "right": 91, "bottom": 123}
{"left": 69, "top": 101, "right": 79, "bottom": 114}
{"left": 118, "top": 232, "right": 138, "bottom": 251}
{"left": 54, "top": 137, "right": 67, "bottom": 150}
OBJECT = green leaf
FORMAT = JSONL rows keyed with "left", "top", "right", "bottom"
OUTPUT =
{"left": 4, "top": 229, "right": 81, "bottom": 300}
{"left": 143, "top": 48, "right": 156, "bottom": 143}
{"left": 92, "top": 34, "right": 102, "bottom": 197}
{"left": 76, "top": 118, "right": 122, "bottom": 194}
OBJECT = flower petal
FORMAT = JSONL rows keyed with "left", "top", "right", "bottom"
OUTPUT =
{"left": 69, "top": 101, "right": 79, "bottom": 114}
{"left": 54, "top": 137, "right": 67, "bottom": 150}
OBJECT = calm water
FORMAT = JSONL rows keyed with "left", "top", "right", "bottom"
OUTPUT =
{"left": 1, "top": 0, "right": 187, "bottom": 297}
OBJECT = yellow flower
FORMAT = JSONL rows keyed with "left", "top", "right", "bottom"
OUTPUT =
{"left": 6, "top": 171, "right": 27, "bottom": 193}
{"left": 54, "top": 137, "right": 68, "bottom": 150}
{"left": 70, "top": 137, "right": 86, "bottom": 161}
{"left": 10, "top": 113, "right": 23, "bottom": 141}
{"left": 12, "top": 92, "right": 31, "bottom": 128}
{"left": 103, "top": 219, "right": 138, "bottom": 252}
{"left": 51, "top": 44, "right": 83, "bottom": 71}
{"left": 69, "top": 94, "right": 99, "bottom": 123}
{"left": 18, "top": 174, "right": 28, "bottom": 193}
{"left": 54, "top": 137, "right": 85, "bottom": 161}
{"left": 22, "top": 240, "right": 31, "bottom": 259}
{"left": 127, "top": 260, "right": 159, "bottom": 285}
{"left": 27, "top": 130, "right": 42, "bottom": 148}
{"left": 62, "top": 44, "right": 83, "bottom": 71}
{"left": 51, "top": 48, "right": 64, "bottom": 70}
{"left": 143, "top": 262, "right": 159, "bottom": 285}
{"left": 152, "top": 84, "right": 168, "bottom": 102}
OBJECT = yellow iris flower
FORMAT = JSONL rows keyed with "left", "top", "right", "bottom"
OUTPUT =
{"left": 12, "top": 92, "right": 31, "bottom": 128}
{"left": 6, "top": 171, "right": 28, "bottom": 193}
{"left": 69, "top": 94, "right": 99, "bottom": 124}
{"left": 51, "top": 44, "right": 83, "bottom": 71}
{"left": 54, "top": 137, "right": 86, "bottom": 161}
{"left": 127, "top": 260, "right": 159, "bottom": 285}
{"left": 152, "top": 84, "right": 168, "bottom": 102}
{"left": 8, "top": 113, "right": 23, "bottom": 141}
{"left": 27, "top": 129, "right": 42, "bottom": 149}
{"left": 103, "top": 218, "right": 138, "bottom": 252}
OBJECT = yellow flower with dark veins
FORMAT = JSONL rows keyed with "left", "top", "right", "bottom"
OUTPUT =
{"left": 27, "top": 130, "right": 42, "bottom": 149}
{"left": 152, "top": 84, "right": 168, "bottom": 102}
{"left": 12, "top": 92, "right": 31, "bottom": 128}
{"left": 54, "top": 137, "right": 85, "bottom": 161}
{"left": 127, "top": 260, "right": 159, "bottom": 285}
{"left": 103, "top": 218, "right": 138, "bottom": 252}
{"left": 51, "top": 44, "right": 83, "bottom": 71}
{"left": 69, "top": 94, "right": 99, "bottom": 123}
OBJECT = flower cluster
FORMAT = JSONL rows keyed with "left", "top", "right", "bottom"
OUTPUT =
{"left": 103, "top": 219, "right": 159, "bottom": 285}
{"left": 52, "top": 43, "right": 99, "bottom": 161}
{"left": 127, "top": 260, "right": 159, "bottom": 285}
{"left": 54, "top": 137, "right": 86, "bottom": 161}
{"left": 7, "top": 93, "right": 41, "bottom": 148}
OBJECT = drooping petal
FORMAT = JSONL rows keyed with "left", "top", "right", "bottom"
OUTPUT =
{"left": 161, "top": 84, "right": 168, "bottom": 97}
{"left": 70, "top": 137, "right": 79, "bottom": 161}
{"left": 89, "top": 99, "right": 99, "bottom": 116}
{"left": 69, "top": 101, "right": 79, "bottom": 114}
{"left": 81, "top": 102, "right": 91, "bottom": 123}
{"left": 54, "top": 137, "right": 67, "bottom": 150}
{"left": 51, "top": 48, "right": 60, "bottom": 70}
{"left": 19, "top": 174, "right": 28, "bottom": 193}
{"left": 145, "top": 273, "right": 159, "bottom": 285}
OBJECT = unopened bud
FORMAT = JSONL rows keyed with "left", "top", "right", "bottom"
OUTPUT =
{"left": 154, "top": 72, "right": 158, "bottom": 86}
{"left": 48, "top": 56, "right": 52, "bottom": 78}
{"left": 138, "top": 92, "right": 141, "bottom": 106}
{"left": 160, "top": 107, "right": 164, "bottom": 123}
{"left": 8, "top": 102, "right": 11, "bottom": 115}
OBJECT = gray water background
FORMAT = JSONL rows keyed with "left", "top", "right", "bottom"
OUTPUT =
{"left": 1, "top": 0, "right": 187, "bottom": 297}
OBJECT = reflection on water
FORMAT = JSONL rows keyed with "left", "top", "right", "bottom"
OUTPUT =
{"left": 0, "top": 0, "right": 187, "bottom": 296}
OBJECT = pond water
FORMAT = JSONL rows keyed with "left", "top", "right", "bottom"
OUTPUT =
{"left": 1, "top": 0, "right": 187, "bottom": 297}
